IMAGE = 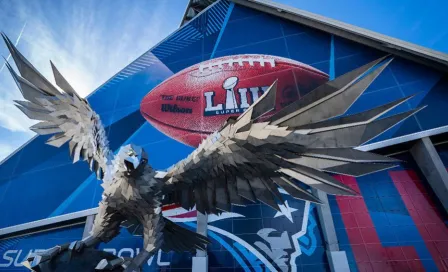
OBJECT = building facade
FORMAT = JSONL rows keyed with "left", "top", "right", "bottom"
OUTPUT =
{"left": 0, "top": 0, "right": 447, "bottom": 271}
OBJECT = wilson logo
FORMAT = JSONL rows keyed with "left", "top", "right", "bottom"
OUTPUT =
{"left": 161, "top": 104, "right": 192, "bottom": 114}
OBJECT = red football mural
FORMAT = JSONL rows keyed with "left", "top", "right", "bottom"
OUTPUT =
{"left": 140, "top": 54, "right": 329, "bottom": 147}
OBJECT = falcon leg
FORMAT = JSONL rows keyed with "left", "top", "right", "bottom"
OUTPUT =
{"left": 95, "top": 249, "right": 154, "bottom": 272}
{"left": 122, "top": 211, "right": 165, "bottom": 272}
{"left": 27, "top": 236, "right": 100, "bottom": 270}
{"left": 29, "top": 202, "right": 124, "bottom": 270}
{"left": 122, "top": 250, "right": 154, "bottom": 272}
{"left": 95, "top": 256, "right": 128, "bottom": 271}
{"left": 26, "top": 244, "right": 69, "bottom": 269}
{"left": 26, "top": 235, "right": 102, "bottom": 269}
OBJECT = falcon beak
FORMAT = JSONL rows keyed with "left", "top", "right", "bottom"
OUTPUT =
{"left": 124, "top": 159, "right": 136, "bottom": 175}
{"left": 123, "top": 146, "right": 148, "bottom": 176}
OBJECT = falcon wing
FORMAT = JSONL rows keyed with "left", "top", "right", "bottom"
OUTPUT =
{"left": 2, "top": 33, "right": 112, "bottom": 179}
{"left": 162, "top": 56, "right": 424, "bottom": 213}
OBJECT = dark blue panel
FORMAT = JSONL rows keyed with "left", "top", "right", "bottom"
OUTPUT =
{"left": 436, "top": 144, "right": 448, "bottom": 167}
{"left": 88, "top": 84, "right": 119, "bottom": 115}
{"left": 0, "top": 178, "right": 10, "bottom": 205}
{"left": 345, "top": 86, "right": 406, "bottom": 115}
{"left": 393, "top": 225, "right": 423, "bottom": 243}
{"left": 334, "top": 51, "right": 383, "bottom": 78}
{"left": 0, "top": 163, "right": 89, "bottom": 227}
{"left": 155, "top": 38, "right": 204, "bottom": 66}
{"left": 332, "top": 213, "right": 345, "bottom": 230}
{"left": 203, "top": 33, "right": 222, "bottom": 55}
{"left": 131, "top": 124, "right": 194, "bottom": 170}
{"left": 0, "top": 225, "right": 83, "bottom": 271}
{"left": 285, "top": 31, "right": 331, "bottom": 65}
{"left": 208, "top": 251, "right": 235, "bottom": 268}
{"left": 369, "top": 212, "right": 390, "bottom": 227}
{"left": 215, "top": 37, "right": 289, "bottom": 58}
{"left": 152, "top": 1, "right": 228, "bottom": 69}
{"left": 0, "top": 135, "right": 56, "bottom": 177}
{"left": 113, "top": 67, "right": 171, "bottom": 112}
{"left": 364, "top": 67, "right": 398, "bottom": 94}
{"left": 386, "top": 212, "right": 415, "bottom": 226}
{"left": 399, "top": 78, "right": 440, "bottom": 108}
{"left": 374, "top": 181, "right": 400, "bottom": 197}
{"left": 300, "top": 246, "right": 326, "bottom": 265}
{"left": 0, "top": 144, "right": 22, "bottom": 178}
{"left": 208, "top": 218, "right": 233, "bottom": 230}
{"left": 281, "top": 19, "right": 314, "bottom": 36}
{"left": 380, "top": 197, "right": 408, "bottom": 212}
{"left": 233, "top": 219, "right": 263, "bottom": 234}
{"left": 364, "top": 198, "right": 385, "bottom": 212}
{"left": 302, "top": 263, "right": 329, "bottom": 271}
{"left": 390, "top": 58, "right": 442, "bottom": 85}
{"left": 405, "top": 75, "right": 448, "bottom": 131}
{"left": 51, "top": 173, "right": 104, "bottom": 216}
{"left": 311, "top": 61, "right": 330, "bottom": 75}
{"left": 217, "top": 14, "right": 283, "bottom": 51}
{"left": 227, "top": 4, "right": 261, "bottom": 22}
{"left": 232, "top": 204, "right": 262, "bottom": 219}
{"left": 357, "top": 183, "right": 376, "bottom": 199}
{"left": 162, "top": 55, "right": 205, "bottom": 75}
{"left": 262, "top": 216, "right": 303, "bottom": 234}
{"left": 334, "top": 36, "right": 379, "bottom": 59}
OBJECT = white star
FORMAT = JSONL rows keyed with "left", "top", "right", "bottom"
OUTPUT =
{"left": 274, "top": 200, "right": 298, "bottom": 223}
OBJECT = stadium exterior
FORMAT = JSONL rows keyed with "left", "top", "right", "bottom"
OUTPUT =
{"left": 1, "top": 0, "right": 448, "bottom": 271}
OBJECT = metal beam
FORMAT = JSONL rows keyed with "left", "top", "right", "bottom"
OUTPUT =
{"left": 312, "top": 189, "right": 339, "bottom": 251}
{"left": 0, "top": 208, "right": 98, "bottom": 238}
{"left": 312, "top": 189, "right": 350, "bottom": 272}
{"left": 192, "top": 212, "right": 208, "bottom": 272}
{"left": 83, "top": 214, "right": 96, "bottom": 239}
{"left": 411, "top": 137, "right": 448, "bottom": 212}
{"left": 357, "top": 125, "right": 448, "bottom": 152}
{"left": 326, "top": 251, "right": 350, "bottom": 272}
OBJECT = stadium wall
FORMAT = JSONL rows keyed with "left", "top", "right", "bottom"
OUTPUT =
{"left": 0, "top": 0, "right": 447, "bottom": 271}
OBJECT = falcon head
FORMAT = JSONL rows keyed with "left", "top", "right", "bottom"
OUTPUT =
{"left": 120, "top": 144, "right": 148, "bottom": 176}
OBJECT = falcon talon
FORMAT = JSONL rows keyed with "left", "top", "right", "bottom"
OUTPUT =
{"left": 27, "top": 244, "right": 68, "bottom": 269}
{"left": 29, "top": 255, "right": 45, "bottom": 268}
{"left": 122, "top": 261, "right": 141, "bottom": 272}
{"left": 95, "top": 257, "right": 125, "bottom": 271}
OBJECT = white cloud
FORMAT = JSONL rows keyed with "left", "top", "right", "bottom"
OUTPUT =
{"left": 11, "top": 0, "right": 174, "bottom": 97}
{"left": 0, "top": 142, "right": 15, "bottom": 162}
{"left": 0, "top": 0, "right": 183, "bottom": 160}
{"left": 0, "top": 98, "right": 36, "bottom": 133}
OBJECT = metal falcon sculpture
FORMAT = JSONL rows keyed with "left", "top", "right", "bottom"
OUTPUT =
{"left": 2, "top": 33, "right": 423, "bottom": 272}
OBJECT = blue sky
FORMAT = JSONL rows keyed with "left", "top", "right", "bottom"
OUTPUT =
{"left": 0, "top": 0, "right": 447, "bottom": 161}
{"left": 280, "top": 0, "right": 448, "bottom": 53}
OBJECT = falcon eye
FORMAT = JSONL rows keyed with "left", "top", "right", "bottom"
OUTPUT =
{"left": 127, "top": 150, "right": 136, "bottom": 156}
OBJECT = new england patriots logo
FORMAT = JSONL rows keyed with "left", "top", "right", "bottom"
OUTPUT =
{"left": 162, "top": 191, "right": 319, "bottom": 272}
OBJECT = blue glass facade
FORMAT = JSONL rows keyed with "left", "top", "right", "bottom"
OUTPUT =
{"left": 0, "top": 1, "right": 447, "bottom": 271}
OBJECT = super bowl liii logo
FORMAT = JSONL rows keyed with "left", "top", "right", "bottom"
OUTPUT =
{"left": 204, "top": 76, "right": 268, "bottom": 116}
